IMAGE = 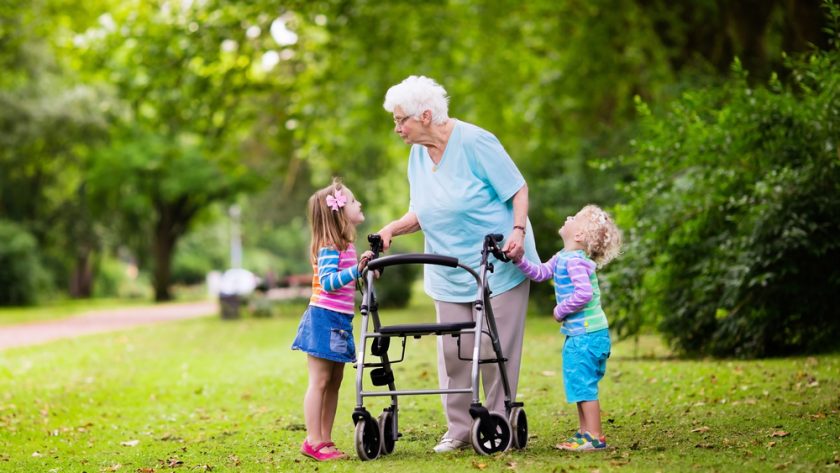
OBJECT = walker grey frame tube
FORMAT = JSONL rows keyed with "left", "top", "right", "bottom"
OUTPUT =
{"left": 355, "top": 255, "right": 482, "bottom": 407}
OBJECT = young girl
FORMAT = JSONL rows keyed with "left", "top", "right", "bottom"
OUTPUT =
{"left": 512, "top": 204, "right": 622, "bottom": 451}
{"left": 291, "top": 178, "right": 374, "bottom": 461}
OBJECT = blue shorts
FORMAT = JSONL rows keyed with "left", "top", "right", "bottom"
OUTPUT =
{"left": 562, "top": 329, "right": 611, "bottom": 403}
{"left": 291, "top": 305, "right": 356, "bottom": 363}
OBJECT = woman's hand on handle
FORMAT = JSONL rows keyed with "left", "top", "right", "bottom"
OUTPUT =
{"left": 377, "top": 227, "right": 394, "bottom": 252}
{"left": 503, "top": 230, "right": 526, "bottom": 262}
{"left": 377, "top": 211, "right": 421, "bottom": 252}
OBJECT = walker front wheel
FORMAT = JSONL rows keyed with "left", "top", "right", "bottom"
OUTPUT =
{"left": 509, "top": 407, "right": 528, "bottom": 449}
{"left": 470, "top": 412, "right": 511, "bottom": 455}
{"left": 354, "top": 418, "right": 381, "bottom": 461}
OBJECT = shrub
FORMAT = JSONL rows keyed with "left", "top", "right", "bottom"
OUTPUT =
{"left": 0, "top": 220, "right": 50, "bottom": 305}
{"left": 607, "top": 46, "right": 840, "bottom": 357}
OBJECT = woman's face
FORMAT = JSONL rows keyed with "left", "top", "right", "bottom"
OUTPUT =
{"left": 392, "top": 106, "right": 418, "bottom": 144}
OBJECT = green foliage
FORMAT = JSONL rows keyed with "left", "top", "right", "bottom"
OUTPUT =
{"left": 607, "top": 45, "right": 840, "bottom": 357}
{"left": 0, "top": 220, "right": 50, "bottom": 305}
{"left": 92, "top": 255, "right": 151, "bottom": 299}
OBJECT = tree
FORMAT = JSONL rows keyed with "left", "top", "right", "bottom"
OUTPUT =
{"left": 70, "top": 0, "right": 298, "bottom": 300}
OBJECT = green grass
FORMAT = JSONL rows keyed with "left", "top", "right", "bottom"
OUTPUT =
{"left": 0, "top": 295, "right": 838, "bottom": 472}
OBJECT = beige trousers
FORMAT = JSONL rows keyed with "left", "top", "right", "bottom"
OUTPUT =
{"left": 434, "top": 279, "right": 530, "bottom": 442}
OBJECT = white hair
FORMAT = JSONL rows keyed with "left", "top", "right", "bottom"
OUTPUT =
{"left": 383, "top": 75, "right": 450, "bottom": 125}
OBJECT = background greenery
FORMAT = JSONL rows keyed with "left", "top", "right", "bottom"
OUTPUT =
{"left": 1, "top": 0, "right": 838, "bottom": 357}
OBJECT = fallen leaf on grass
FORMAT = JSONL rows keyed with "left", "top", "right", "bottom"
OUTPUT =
{"left": 227, "top": 455, "right": 240, "bottom": 466}
{"left": 691, "top": 426, "right": 710, "bottom": 433}
{"left": 506, "top": 461, "right": 517, "bottom": 470}
{"left": 103, "top": 464, "right": 121, "bottom": 472}
{"left": 136, "top": 468, "right": 155, "bottom": 473}
{"left": 471, "top": 459, "right": 487, "bottom": 469}
{"left": 120, "top": 440, "right": 139, "bottom": 447}
{"left": 767, "top": 441, "right": 776, "bottom": 448}
{"left": 770, "top": 431, "right": 789, "bottom": 438}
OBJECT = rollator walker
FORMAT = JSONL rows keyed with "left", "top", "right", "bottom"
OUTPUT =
{"left": 351, "top": 233, "right": 528, "bottom": 460}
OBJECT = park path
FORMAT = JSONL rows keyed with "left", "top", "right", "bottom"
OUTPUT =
{"left": 0, "top": 300, "right": 218, "bottom": 351}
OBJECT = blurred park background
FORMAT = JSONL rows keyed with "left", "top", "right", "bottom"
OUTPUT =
{"left": 2, "top": 0, "right": 839, "bottom": 358}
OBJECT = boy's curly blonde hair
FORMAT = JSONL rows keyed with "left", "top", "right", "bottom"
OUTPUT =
{"left": 577, "top": 204, "right": 622, "bottom": 268}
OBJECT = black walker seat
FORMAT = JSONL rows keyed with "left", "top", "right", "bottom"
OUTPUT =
{"left": 377, "top": 321, "right": 476, "bottom": 337}
{"left": 351, "top": 233, "right": 528, "bottom": 460}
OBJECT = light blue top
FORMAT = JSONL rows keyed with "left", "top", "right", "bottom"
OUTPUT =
{"left": 407, "top": 120, "right": 539, "bottom": 302}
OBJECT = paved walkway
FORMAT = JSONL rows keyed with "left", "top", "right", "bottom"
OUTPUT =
{"left": 0, "top": 300, "right": 218, "bottom": 351}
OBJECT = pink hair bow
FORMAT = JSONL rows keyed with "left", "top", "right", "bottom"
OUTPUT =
{"left": 326, "top": 190, "right": 347, "bottom": 212}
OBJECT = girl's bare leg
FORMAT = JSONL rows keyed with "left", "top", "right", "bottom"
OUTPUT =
{"left": 320, "top": 362, "right": 345, "bottom": 451}
{"left": 304, "top": 355, "right": 335, "bottom": 445}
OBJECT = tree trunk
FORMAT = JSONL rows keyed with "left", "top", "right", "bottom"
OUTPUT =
{"left": 152, "top": 205, "right": 180, "bottom": 302}
{"left": 151, "top": 197, "right": 196, "bottom": 302}
{"left": 152, "top": 224, "right": 177, "bottom": 302}
{"left": 69, "top": 249, "right": 93, "bottom": 298}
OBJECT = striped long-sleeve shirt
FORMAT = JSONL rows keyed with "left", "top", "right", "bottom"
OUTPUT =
{"left": 309, "top": 244, "right": 359, "bottom": 315}
{"left": 515, "top": 250, "right": 608, "bottom": 336}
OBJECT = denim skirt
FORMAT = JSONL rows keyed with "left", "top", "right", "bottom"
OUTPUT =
{"left": 291, "top": 305, "right": 356, "bottom": 363}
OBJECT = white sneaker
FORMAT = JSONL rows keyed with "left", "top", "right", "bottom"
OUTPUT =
{"left": 433, "top": 437, "right": 470, "bottom": 453}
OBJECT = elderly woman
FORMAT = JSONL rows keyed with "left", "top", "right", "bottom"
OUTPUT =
{"left": 377, "top": 75, "right": 539, "bottom": 453}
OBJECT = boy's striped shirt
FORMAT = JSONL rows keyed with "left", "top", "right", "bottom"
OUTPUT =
{"left": 309, "top": 244, "right": 359, "bottom": 315}
{"left": 515, "top": 249, "right": 608, "bottom": 336}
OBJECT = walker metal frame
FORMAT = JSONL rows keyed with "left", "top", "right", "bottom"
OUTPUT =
{"left": 350, "top": 234, "right": 528, "bottom": 460}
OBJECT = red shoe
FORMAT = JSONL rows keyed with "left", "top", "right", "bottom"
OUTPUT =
{"left": 301, "top": 440, "right": 345, "bottom": 461}
{"left": 322, "top": 441, "right": 348, "bottom": 459}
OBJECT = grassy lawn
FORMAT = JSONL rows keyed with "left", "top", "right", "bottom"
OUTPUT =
{"left": 1, "top": 294, "right": 838, "bottom": 472}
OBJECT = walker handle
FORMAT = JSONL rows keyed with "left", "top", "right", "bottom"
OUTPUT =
{"left": 367, "top": 253, "right": 459, "bottom": 270}
{"left": 485, "top": 233, "right": 510, "bottom": 262}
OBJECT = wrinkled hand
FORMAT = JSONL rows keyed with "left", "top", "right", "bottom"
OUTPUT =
{"left": 502, "top": 231, "right": 525, "bottom": 262}
{"left": 376, "top": 228, "right": 393, "bottom": 252}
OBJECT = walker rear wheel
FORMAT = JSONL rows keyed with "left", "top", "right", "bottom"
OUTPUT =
{"left": 470, "top": 412, "right": 511, "bottom": 455}
{"left": 509, "top": 407, "right": 528, "bottom": 449}
{"left": 354, "top": 418, "right": 381, "bottom": 461}
{"left": 378, "top": 411, "right": 396, "bottom": 455}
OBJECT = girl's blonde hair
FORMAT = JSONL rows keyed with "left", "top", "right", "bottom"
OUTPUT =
{"left": 578, "top": 204, "right": 622, "bottom": 268}
{"left": 308, "top": 178, "right": 357, "bottom": 260}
